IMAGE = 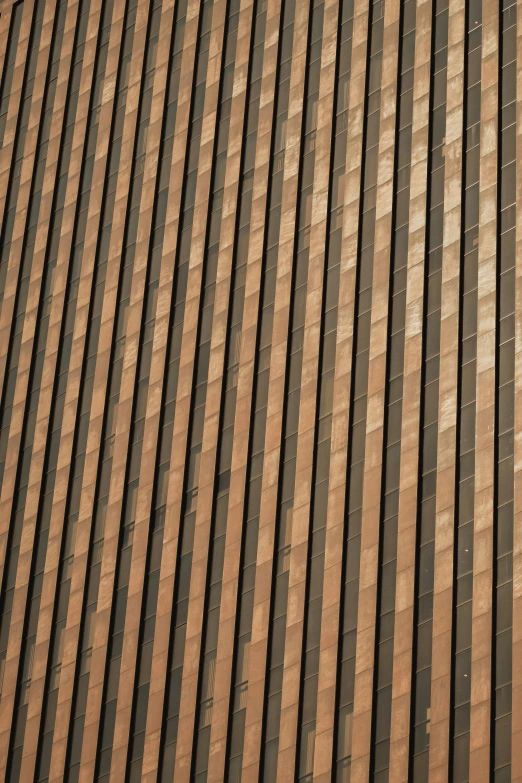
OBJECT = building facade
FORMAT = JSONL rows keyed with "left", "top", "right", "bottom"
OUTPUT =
{"left": 0, "top": 0, "right": 519, "bottom": 779}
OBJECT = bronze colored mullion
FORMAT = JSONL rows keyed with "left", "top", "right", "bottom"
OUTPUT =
{"left": 0, "top": 4, "right": 14, "bottom": 96}
{"left": 131, "top": 0, "right": 233, "bottom": 777}
{"left": 427, "top": 0, "right": 466, "bottom": 776}
{"left": 178, "top": 0, "right": 264, "bottom": 777}
{"left": 448, "top": 0, "right": 482, "bottom": 775}
{"left": 492, "top": 0, "right": 516, "bottom": 775}
{"left": 0, "top": 0, "right": 37, "bottom": 230}
{"left": 330, "top": 0, "right": 391, "bottom": 774}
{"left": 272, "top": 0, "right": 340, "bottom": 777}
{"left": 312, "top": 0, "right": 371, "bottom": 778}
{"left": 407, "top": 0, "right": 447, "bottom": 776}
{"left": 0, "top": 0, "right": 60, "bottom": 590}
{"left": 0, "top": 0, "right": 91, "bottom": 775}
{"left": 149, "top": 0, "right": 246, "bottom": 775}
{"left": 258, "top": 1, "right": 317, "bottom": 764}
{"left": 387, "top": 0, "right": 432, "bottom": 777}
{"left": 0, "top": 0, "right": 60, "bottom": 737}
{"left": 0, "top": 2, "right": 19, "bottom": 148}
{"left": 68, "top": 2, "right": 173, "bottom": 777}
{"left": 293, "top": 0, "right": 354, "bottom": 772}
{"left": 368, "top": 0, "right": 420, "bottom": 777}
{"left": 66, "top": 2, "right": 170, "bottom": 776}
{"left": 99, "top": 0, "right": 250, "bottom": 777}
{"left": 349, "top": 0, "right": 402, "bottom": 775}
{"left": 18, "top": 2, "right": 129, "bottom": 779}
{"left": 238, "top": 0, "right": 312, "bottom": 777}
{"left": 0, "top": 0, "right": 52, "bottom": 403}
{"left": 127, "top": 0, "right": 215, "bottom": 777}
{"left": 82, "top": 0, "right": 184, "bottom": 777}
{"left": 203, "top": 0, "right": 285, "bottom": 778}
{"left": 511, "top": 0, "right": 522, "bottom": 776}
{"left": 0, "top": 0, "right": 45, "bottom": 526}
{"left": 41, "top": 0, "right": 156, "bottom": 776}
{"left": 468, "top": 0, "right": 498, "bottom": 773}
{"left": 281, "top": 0, "right": 356, "bottom": 779}
{"left": 110, "top": 0, "right": 194, "bottom": 776}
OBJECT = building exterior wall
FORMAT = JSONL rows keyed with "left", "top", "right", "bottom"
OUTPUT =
{"left": 0, "top": 0, "right": 517, "bottom": 779}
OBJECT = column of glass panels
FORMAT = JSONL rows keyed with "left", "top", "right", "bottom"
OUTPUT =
{"left": 62, "top": 4, "right": 161, "bottom": 779}
{"left": 0, "top": 2, "right": 24, "bottom": 150}
{"left": 2, "top": 1, "right": 93, "bottom": 776}
{"left": 369, "top": 1, "right": 416, "bottom": 779}
{"left": 293, "top": 0, "right": 353, "bottom": 778}
{"left": 451, "top": 0, "right": 481, "bottom": 777}
{"left": 157, "top": 1, "right": 242, "bottom": 777}
{"left": 493, "top": 0, "right": 516, "bottom": 777}
{"left": 148, "top": 0, "right": 226, "bottom": 776}
{"left": 123, "top": 2, "right": 190, "bottom": 778}
{"left": 223, "top": 1, "right": 292, "bottom": 777}
{"left": 189, "top": 1, "right": 268, "bottom": 779}
{"left": 112, "top": 0, "right": 197, "bottom": 764}
{"left": 259, "top": 1, "right": 321, "bottom": 776}
{"left": 51, "top": 2, "right": 143, "bottom": 778}
{"left": 333, "top": 0, "right": 383, "bottom": 776}
{"left": 0, "top": 0, "right": 62, "bottom": 698}
{"left": 408, "top": 0, "right": 447, "bottom": 774}
{"left": 0, "top": 0, "right": 46, "bottom": 492}
{"left": 91, "top": 3, "right": 164, "bottom": 776}
{"left": 31, "top": 0, "right": 115, "bottom": 774}
{"left": 31, "top": 4, "right": 116, "bottom": 776}
{"left": 1, "top": 0, "right": 70, "bottom": 563}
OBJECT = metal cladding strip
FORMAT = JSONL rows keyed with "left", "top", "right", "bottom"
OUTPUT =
{"left": 87, "top": 1, "right": 177, "bottom": 778}
{"left": 138, "top": 0, "right": 243, "bottom": 770}
{"left": 269, "top": 0, "right": 338, "bottom": 779}
{"left": 105, "top": 0, "right": 206, "bottom": 777}
{"left": 72, "top": 2, "right": 178, "bottom": 779}
{"left": 64, "top": 4, "right": 172, "bottom": 781}
{"left": 62, "top": 1, "right": 170, "bottom": 778}
{"left": 0, "top": 2, "right": 30, "bottom": 326}
{"left": 129, "top": 0, "right": 209, "bottom": 777}
{"left": 0, "top": 0, "right": 76, "bottom": 571}
{"left": 235, "top": 1, "right": 310, "bottom": 778}
{"left": 0, "top": 0, "right": 56, "bottom": 398}
{"left": 0, "top": 0, "right": 74, "bottom": 576}
{"left": 0, "top": 0, "right": 78, "bottom": 701}
{"left": 41, "top": 0, "right": 155, "bottom": 777}
{"left": 348, "top": 0, "right": 402, "bottom": 779}
{"left": 164, "top": 0, "right": 256, "bottom": 779}
{"left": 468, "top": 0, "right": 498, "bottom": 774}
{"left": 134, "top": 0, "right": 238, "bottom": 773}
{"left": 237, "top": 2, "right": 311, "bottom": 780}
{"left": 0, "top": 4, "right": 14, "bottom": 90}
{"left": 0, "top": 0, "right": 65, "bottom": 706}
{"left": 0, "top": 5, "right": 25, "bottom": 156}
{"left": 512, "top": 0, "right": 522, "bottom": 776}
{"left": 428, "top": 0, "right": 465, "bottom": 778}
{"left": 17, "top": 0, "right": 135, "bottom": 779}
{"left": 204, "top": 1, "right": 283, "bottom": 779}
{"left": 387, "top": 0, "right": 432, "bottom": 776}
{"left": 0, "top": 0, "right": 46, "bottom": 502}
{"left": 134, "top": 0, "right": 237, "bottom": 776}
{"left": 492, "top": 0, "right": 516, "bottom": 766}
{"left": 311, "top": 0, "right": 370, "bottom": 778}
{"left": 0, "top": 0, "right": 90, "bottom": 768}
{"left": 49, "top": 0, "right": 198, "bottom": 771}
{"left": 16, "top": 1, "right": 135, "bottom": 778}
{"left": 108, "top": 0, "right": 254, "bottom": 777}
{"left": 0, "top": 0, "right": 36, "bottom": 225}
